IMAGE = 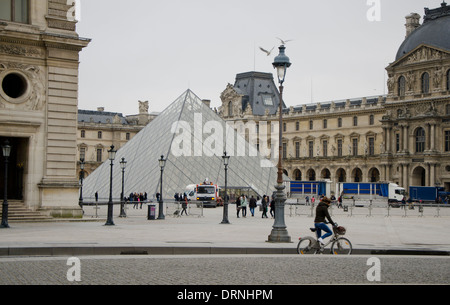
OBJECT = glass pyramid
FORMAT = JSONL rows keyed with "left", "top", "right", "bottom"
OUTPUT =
{"left": 83, "top": 90, "right": 279, "bottom": 201}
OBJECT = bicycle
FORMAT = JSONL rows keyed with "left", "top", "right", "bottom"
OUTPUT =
{"left": 297, "top": 224, "right": 352, "bottom": 255}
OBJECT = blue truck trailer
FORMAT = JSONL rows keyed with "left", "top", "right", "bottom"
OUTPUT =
{"left": 409, "top": 186, "right": 450, "bottom": 203}
{"left": 337, "top": 182, "right": 405, "bottom": 203}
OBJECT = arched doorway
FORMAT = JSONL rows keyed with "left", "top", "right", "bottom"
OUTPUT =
{"left": 306, "top": 169, "right": 316, "bottom": 181}
{"left": 368, "top": 168, "right": 380, "bottom": 182}
{"left": 293, "top": 169, "right": 302, "bottom": 181}
{"left": 321, "top": 168, "right": 331, "bottom": 180}
{"left": 336, "top": 168, "right": 346, "bottom": 182}
{"left": 412, "top": 166, "right": 426, "bottom": 186}
{"left": 352, "top": 168, "right": 363, "bottom": 182}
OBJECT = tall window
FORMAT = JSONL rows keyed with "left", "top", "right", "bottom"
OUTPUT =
{"left": 309, "top": 120, "right": 313, "bottom": 130}
{"left": 282, "top": 142, "right": 287, "bottom": 159}
{"left": 445, "top": 131, "right": 450, "bottom": 152}
{"left": 296, "top": 121, "right": 300, "bottom": 131}
{"left": 323, "top": 119, "right": 328, "bottom": 129}
{"left": 398, "top": 76, "right": 406, "bottom": 96}
{"left": 338, "top": 118, "right": 342, "bottom": 128}
{"left": 396, "top": 133, "right": 400, "bottom": 152}
{"left": 415, "top": 127, "right": 425, "bottom": 153}
{"left": 228, "top": 101, "right": 233, "bottom": 117}
{"left": 368, "top": 137, "right": 375, "bottom": 156}
{"left": 97, "top": 131, "right": 102, "bottom": 139}
{"left": 352, "top": 138, "right": 358, "bottom": 156}
{"left": 369, "top": 115, "right": 374, "bottom": 125}
{"left": 96, "top": 148, "right": 102, "bottom": 162}
{"left": 323, "top": 140, "right": 328, "bottom": 157}
{"left": 353, "top": 116, "right": 358, "bottom": 127}
{"left": 447, "top": 69, "right": 450, "bottom": 91}
{"left": 308, "top": 141, "right": 314, "bottom": 158}
{"left": 421, "top": 72, "right": 430, "bottom": 94}
{"left": 0, "top": 0, "right": 28, "bottom": 23}
{"left": 295, "top": 142, "right": 300, "bottom": 158}
{"left": 81, "top": 130, "right": 86, "bottom": 138}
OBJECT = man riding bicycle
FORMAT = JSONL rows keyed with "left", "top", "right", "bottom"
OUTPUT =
{"left": 314, "top": 197, "right": 336, "bottom": 246}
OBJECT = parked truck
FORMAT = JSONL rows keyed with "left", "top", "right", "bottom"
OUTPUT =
{"left": 337, "top": 182, "right": 406, "bottom": 203}
{"left": 409, "top": 186, "right": 450, "bottom": 203}
{"left": 290, "top": 181, "right": 331, "bottom": 198}
{"left": 191, "top": 180, "right": 220, "bottom": 208}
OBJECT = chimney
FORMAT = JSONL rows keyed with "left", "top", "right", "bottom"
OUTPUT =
{"left": 405, "top": 13, "right": 421, "bottom": 38}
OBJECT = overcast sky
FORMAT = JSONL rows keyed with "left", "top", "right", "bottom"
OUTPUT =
{"left": 76, "top": 0, "right": 438, "bottom": 115}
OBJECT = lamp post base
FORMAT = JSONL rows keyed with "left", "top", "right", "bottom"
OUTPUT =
{"left": 267, "top": 183, "right": 291, "bottom": 243}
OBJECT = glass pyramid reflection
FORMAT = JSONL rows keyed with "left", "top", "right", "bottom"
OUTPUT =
{"left": 83, "top": 89, "right": 279, "bottom": 201}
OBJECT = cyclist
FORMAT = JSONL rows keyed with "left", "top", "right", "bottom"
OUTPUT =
{"left": 314, "top": 197, "right": 336, "bottom": 246}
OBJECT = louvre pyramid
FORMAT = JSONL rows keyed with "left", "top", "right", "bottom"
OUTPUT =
{"left": 83, "top": 89, "right": 279, "bottom": 201}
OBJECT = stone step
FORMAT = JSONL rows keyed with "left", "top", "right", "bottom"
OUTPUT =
{"left": 0, "top": 200, "right": 53, "bottom": 222}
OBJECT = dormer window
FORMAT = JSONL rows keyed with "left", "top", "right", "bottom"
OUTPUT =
{"left": 262, "top": 95, "right": 273, "bottom": 106}
{"left": 0, "top": 0, "right": 29, "bottom": 23}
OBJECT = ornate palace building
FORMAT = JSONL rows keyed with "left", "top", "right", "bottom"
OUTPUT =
{"left": 0, "top": 1, "right": 89, "bottom": 217}
{"left": 219, "top": 3, "right": 450, "bottom": 195}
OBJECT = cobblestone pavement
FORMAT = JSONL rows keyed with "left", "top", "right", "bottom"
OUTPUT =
{"left": 0, "top": 255, "right": 449, "bottom": 285}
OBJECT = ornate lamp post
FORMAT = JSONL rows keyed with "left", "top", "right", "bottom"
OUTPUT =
{"left": 119, "top": 157, "right": 127, "bottom": 218}
{"left": 1, "top": 140, "right": 11, "bottom": 228}
{"left": 105, "top": 145, "right": 117, "bottom": 226}
{"left": 221, "top": 151, "right": 231, "bottom": 224}
{"left": 267, "top": 45, "right": 292, "bottom": 243}
{"left": 157, "top": 155, "right": 166, "bottom": 220}
{"left": 79, "top": 158, "right": 85, "bottom": 210}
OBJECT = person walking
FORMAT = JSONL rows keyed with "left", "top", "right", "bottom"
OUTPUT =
{"left": 261, "top": 195, "right": 268, "bottom": 218}
{"left": 249, "top": 196, "right": 257, "bottom": 217}
{"left": 181, "top": 193, "right": 188, "bottom": 216}
{"left": 241, "top": 195, "right": 248, "bottom": 218}
{"left": 236, "top": 196, "right": 242, "bottom": 218}
{"left": 269, "top": 196, "right": 275, "bottom": 218}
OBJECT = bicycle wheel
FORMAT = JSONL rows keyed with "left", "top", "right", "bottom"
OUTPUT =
{"left": 297, "top": 237, "right": 317, "bottom": 254}
{"left": 331, "top": 237, "right": 352, "bottom": 255}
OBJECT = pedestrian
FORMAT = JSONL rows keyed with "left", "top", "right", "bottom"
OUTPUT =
{"left": 249, "top": 195, "right": 257, "bottom": 217}
{"left": 95, "top": 191, "right": 98, "bottom": 202}
{"left": 337, "top": 195, "right": 343, "bottom": 209}
{"left": 241, "top": 195, "right": 248, "bottom": 218}
{"left": 270, "top": 196, "right": 275, "bottom": 218}
{"left": 133, "top": 192, "right": 139, "bottom": 209}
{"left": 236, "top": 196, "right": 242, "bottom": 218}
{"left": 261, "top": 195, "right": 268, "bottom": 218}
{"left": 181, "top": 193, "right": 188, "bottom": 216}
{"left": 305, "top": 195, "right": 309, "bottom": 206}
{"left": 311, "top": 196, "right": 316, "bottom": 205}
{"left": 140, "top": 193, "right": 144, "bottom": 209}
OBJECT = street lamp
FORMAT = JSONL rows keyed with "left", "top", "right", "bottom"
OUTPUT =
{"left": 119, "top": 157, "right": 127, "bottom": 218}
{"left": 1, "top": 140, "right": 11, "bottom": 228}
{"left": 268, "top": 45, "right": 292, "bottom": 243}
{"left": 221, "top": 151, "right": 231, "bottom": 224}
{"left": 157, "top": 155, "right": 166, "bottom": 220}
{"left": 105, "top": 145, "right": 116, "bottom": 226}
{"left": 79, "top": 158, "right": 85, "bottom": 210}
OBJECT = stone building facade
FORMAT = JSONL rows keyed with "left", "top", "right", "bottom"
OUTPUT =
{"left": 77, "top": 101, "right": 158, "bottom": 178}
{"left": 219, "top": 3, "right": 450, "bottom": 195}
{"left": 0, "top": 0, "right": 89, "bottom": 217}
